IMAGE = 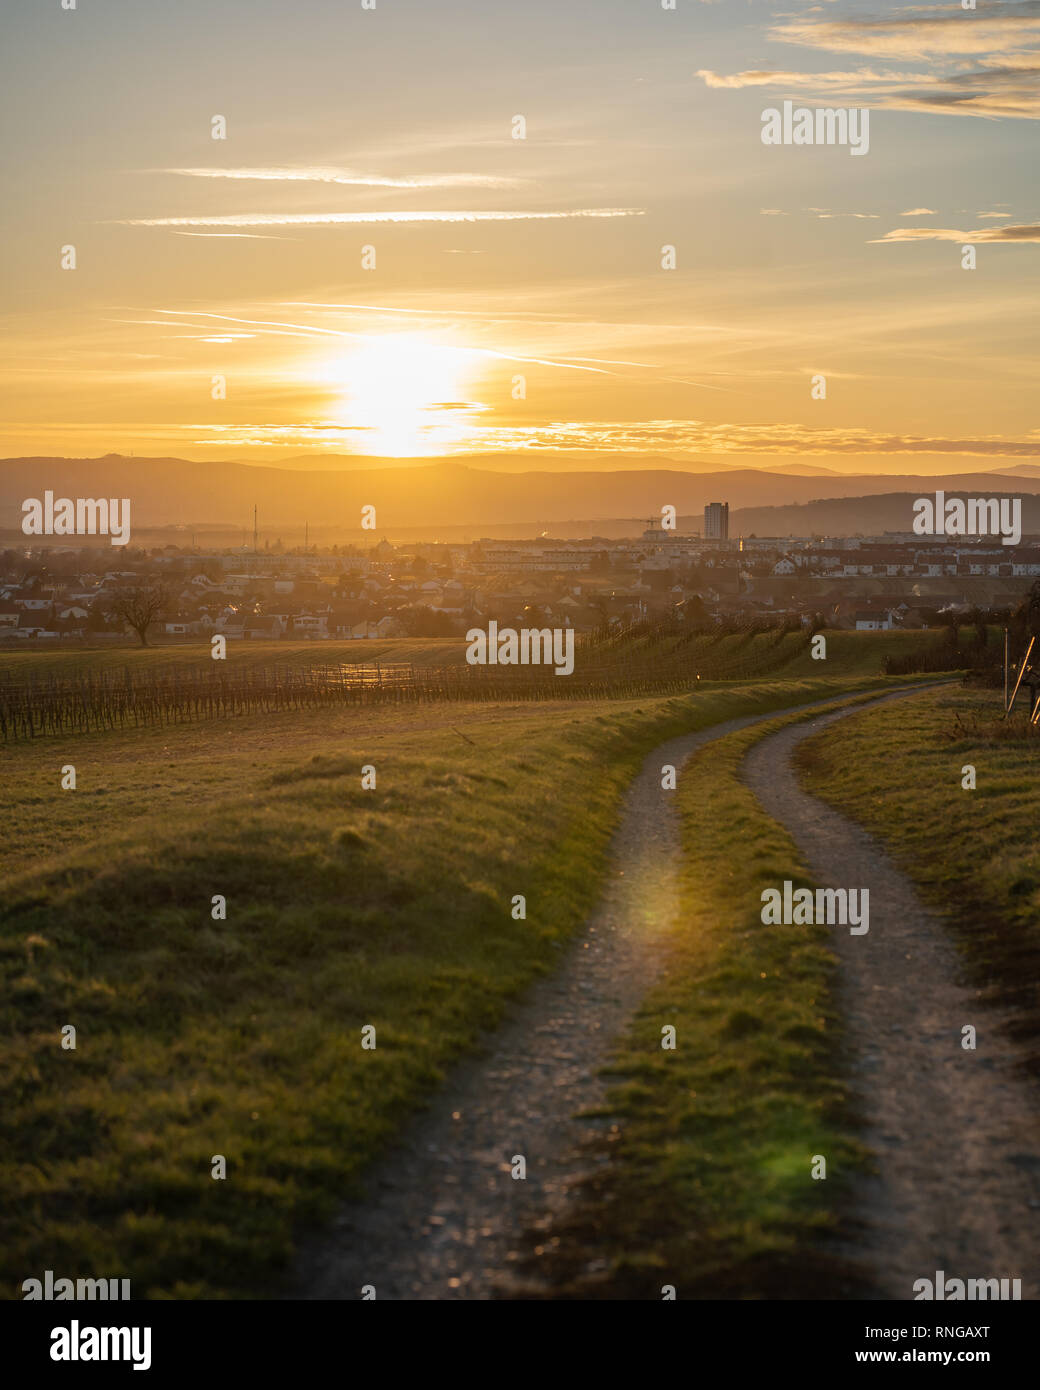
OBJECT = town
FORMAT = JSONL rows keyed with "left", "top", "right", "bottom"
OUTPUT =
{"left": 3, "top": 505, "right": 1038, "bottom": 645}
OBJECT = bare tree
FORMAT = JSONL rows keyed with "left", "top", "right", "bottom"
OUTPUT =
{"left": 1017, "top": 579, "right": 1040, "bottom": 640}
{"left": 108, "top": 584, "right": 168, "bottom": 647}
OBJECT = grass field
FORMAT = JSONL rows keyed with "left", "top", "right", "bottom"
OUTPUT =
{"left": 0, "top": 662, "right": 927, "bottom": 1299}
{"left": 795, "top": 684, "right": 1040, "bottom": 1062}
{"left": 779, "top": 628, "right": 955, "bottom": 679}
{"left": 0, "top": 630, "right": 801, "bottom": 681}
{"left": 0, "top": 637, "right": 468, "bottom": 683}
{"left": 0, "top": 630, "right": 827, "bottom": 746}
{"left": 0, "top": 629, "right": 938, "bottom": 711}
{"left": 0, "top": 627, "right": 935, "bottom": 677}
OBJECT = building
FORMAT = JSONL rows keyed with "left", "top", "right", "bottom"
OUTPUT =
{"left": 854, "top": 610, "right": 895, "bottom": 631}
{"left": 704, "top": 502, "right": 729, "bottom": 541}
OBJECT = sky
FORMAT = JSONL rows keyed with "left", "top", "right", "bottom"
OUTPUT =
{"left": 1, "top": 0, "right": 1038, "bottom": 473}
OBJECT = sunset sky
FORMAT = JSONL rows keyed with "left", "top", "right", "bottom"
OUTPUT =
{"left": 2, "top": 0, "right": 1037, "bottom": 472}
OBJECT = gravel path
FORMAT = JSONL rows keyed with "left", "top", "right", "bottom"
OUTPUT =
{"left": 293, "top": 690, "right": 891, "bottom": 1301}
{"left": 742, "top": 688, "right": 1040, "bottom": 1300}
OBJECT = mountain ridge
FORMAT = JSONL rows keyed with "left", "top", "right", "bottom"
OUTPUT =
{"left": 4, "top": 454, "right": 1040, "bottom": 534}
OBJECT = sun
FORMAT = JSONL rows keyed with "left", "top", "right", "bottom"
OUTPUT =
{"left": 318, "top": 334, "right": 479, "bottom": 456}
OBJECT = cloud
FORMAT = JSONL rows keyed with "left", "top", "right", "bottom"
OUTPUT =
{"left": 808, "top": 209, "right": 880, "bottom": 219}
{"left": 698, "top": 4, "right": 1040, "bottom": 119}
{"left": 770, "top": 5, "right": 1040, "bottom": 61}
{"left": 117, "top": 208, "right": 645, "bottom": 228}
{"left": 900, "top": 208, "right": 937, "bottom": 216}
{"left": 171, "top": 231, "right": 294, "bottom": 240}
{"left": 976, "top": 210, "right": 1013, "bottom": 217}
{"left": 699, "top": 66, "right": 1040, "bottom": 121}
{"left": 697, "top": 66, "right": 905, "bottom": 89}
{"left": 872, "top": 223, "right": 1040, "bottom": 241}
{"left": 174, "top": 417, "right": 1040, "bottom": 458}
{"left": 148, "top": 309, "right": 622, "bottom": 374}
{"left": 162, "top": 166, "right": 524, "bottom": 189}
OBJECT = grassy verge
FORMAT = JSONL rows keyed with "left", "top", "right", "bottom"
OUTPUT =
{"left": 528, "top": 691, "right": 909, "bottom": 1300}
{"left": 795, "top": 684, "right": 1040, "bottom": 1065}
{"left": 1, "top": 673, "right": 911, "bottom": 1299}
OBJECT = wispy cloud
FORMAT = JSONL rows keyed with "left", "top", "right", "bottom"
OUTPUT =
{"left": 697, "top": 67, "right": 905, "bottom": 89}
{"left": 698, "top": 3, "right": 1040, "bottom": 119}
{"left": 771, "top": 5, "right": 1040, "bottom": 61}
{"left": 171, "top": 231, "right": 295, "bottom": 240}
{"left": 118, "top": 208, "right": 644, "bottom": 228}
{"left": 169, "top": 418, "right": 1040, "bottom": 459}
{"left": 149, "top": 309, "right": 622, "bottom": 374}
{"left": 900, "top": 208, "right": 937, "bottom": 216}
{"left": 873, "top": 223, "right": 1040, "bottom": 242}
{"left": 162, "top": 166, "right": 524, "bottom": 189}
{"left": 761, "top": 207, "right": 879, "bottom": 220}
{"left": 808, "top": 209, "right": 880, "bottom": 220}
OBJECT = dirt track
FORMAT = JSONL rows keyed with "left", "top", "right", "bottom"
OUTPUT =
{"left": 743, "top": 690, "right": 1040, "bottom": 1300}
{"left": 293, "top": 691, "right": 866, "bottom": 1299}
{"left": 294, "top": 684, "right": 1040, "bottom": 1300}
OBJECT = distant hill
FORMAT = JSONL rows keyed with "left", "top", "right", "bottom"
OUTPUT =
{"left": 753, "top": 462, "right": 843, "bottom": 477}
{"left": 729, "top": 491, "right": 1040, "bottom": 538}
{"left": 3, "top": 454, "right": 1040, "bottom": 536}
{"left": 987, "top": 463, "right": 1040, "bottom": 479}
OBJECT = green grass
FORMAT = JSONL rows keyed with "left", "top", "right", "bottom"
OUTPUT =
{"left": 795, "top": 684, "right": 1040, "bottom": 1048}
{"left": 0, "top": 637, "right": 467, "bottom": 682}
{"left": 1, "top": 672, "right": 920, "bottom": 1299}
{"left": 525, "top": 693, "right": 903, "bottom": 1299}
{"left": 0, "top": 629, "right": 801, "bottom": 685}
{"left": 0, "top": 627, "right": 930, "bottom": 688}
{"left": 780, "top": 628, "right": 939, "bottom": 679}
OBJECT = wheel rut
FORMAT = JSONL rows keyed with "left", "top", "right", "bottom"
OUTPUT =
{"left": 293, "top": 691, "right": 878, "bottom": 1299}
{"left": 742, "top": 689, "right": 1040, "bottom": 1300}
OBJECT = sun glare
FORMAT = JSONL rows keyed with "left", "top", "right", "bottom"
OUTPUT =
{"left": 320, "top": 335, "right": 479, "bottom": 455}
